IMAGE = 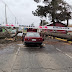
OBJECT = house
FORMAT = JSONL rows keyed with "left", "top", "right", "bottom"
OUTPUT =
{"left": 67, "top": 25, "right": 72, "bottom": 35}
{"left": 45, "top": 22, "right": 67, "bottom": 34}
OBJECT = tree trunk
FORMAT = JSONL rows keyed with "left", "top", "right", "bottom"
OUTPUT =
{"left": 66, "top": 19, "right": 69, "bottom": 34}
{"left": 67, "top": 19, "right": 69, "bottom": 27}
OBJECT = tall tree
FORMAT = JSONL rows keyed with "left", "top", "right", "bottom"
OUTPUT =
{"left": 33, "top": 0, "right": 72, "bottom": 26}
{"left": 34, "top": 0, "right": 40, "bottom": 3}
{"left": 40, "top": 20, "right": 48, "bottom": 26}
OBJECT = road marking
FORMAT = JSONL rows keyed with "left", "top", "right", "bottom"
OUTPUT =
{"left": 56, "top": 48, "right": 72, "bottom": 59}
{"left": 56, "top": 48, "right": 62, "bottom": 52}
{"left": 16, "top": 47, "right": 20, "bottom": 55}
{"left": 55, "top": 37, "right": 67, "bottom": 41}
{"left": 17, "top": 44, "right": 23, "bottom": 45}
{"left": 11, "top": 47, "right": 21, "bottom": 72}
{"left": 55, "top": 37, "right": 72, "bottom": 45}
{"left": 68, "top": 41, "right": 72, "bottom": 44}
{"left": 65, "top": 54, "right": 72, "bottom": 59}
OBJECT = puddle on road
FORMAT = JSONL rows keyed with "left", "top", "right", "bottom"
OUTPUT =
{"left": 0, "top": 44, "right": 18, "bottom": 55}
{"left": 17, "top": 44, "right": 25, "bottom": 48}
{"left": 17, "top": 44, "right": 23, "bottom": 46}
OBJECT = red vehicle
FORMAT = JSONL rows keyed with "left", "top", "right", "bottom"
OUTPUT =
{"left": 24, "top": 32, "right": 43, "bottom": 45}
{"left": 27, "top": 29, "right": 37, "bottom": 32}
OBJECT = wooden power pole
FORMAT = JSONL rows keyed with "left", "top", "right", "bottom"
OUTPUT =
{"left": 5, "top": 4, "right": 7, "bottom": 24}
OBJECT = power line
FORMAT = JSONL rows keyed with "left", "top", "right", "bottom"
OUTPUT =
{"left": 0, "top": 0, "right": 19, "bottom": 24}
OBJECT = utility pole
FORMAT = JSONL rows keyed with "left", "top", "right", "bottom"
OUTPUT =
{"left": 17, "top": 21, "right": 18, "bottom": 25}
{"left": 15, "top": 17, "right": 16, "bottom": 24}
{"left": 4, "top": 4, "right": 10, "bottom": 35}
{"left": 5, "top": 4, "right": 7, "bottom": 24}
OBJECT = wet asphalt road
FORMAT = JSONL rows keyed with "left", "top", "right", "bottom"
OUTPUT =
{"left": 0, "top": 40, "right": 72, "bottom": 72}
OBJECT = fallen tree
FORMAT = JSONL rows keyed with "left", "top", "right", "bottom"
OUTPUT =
{"left": 42, "top": 32, "right": 72, "bottom": 41}
{"left": 0, "top": 27, "right": 19, "bottom": 39}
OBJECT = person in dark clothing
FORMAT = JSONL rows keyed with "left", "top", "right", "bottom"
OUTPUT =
{"left": 40, "top": 31, "right": 43, "bottom": 37}
{"left": 22, "top": 33, "right": 25, "bottom": 42}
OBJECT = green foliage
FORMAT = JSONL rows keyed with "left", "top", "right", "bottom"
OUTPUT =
{"left": 33, "top": 0, "right": 72, "bottom": 24}
{"left": 34, "top": 0, "right": 40, "bottom": 3}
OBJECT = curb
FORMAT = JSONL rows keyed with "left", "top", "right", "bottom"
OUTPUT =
{"left": 55, "top": 37, "right": 72, "bottom": 44}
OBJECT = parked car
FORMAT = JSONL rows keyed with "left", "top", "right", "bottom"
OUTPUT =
{"left": 24, "top": 32, "right": 43, "bottom": 45}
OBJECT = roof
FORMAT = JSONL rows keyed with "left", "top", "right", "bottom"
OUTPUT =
{"left": 47, "top": 22, "right": 67, "bottom": 27}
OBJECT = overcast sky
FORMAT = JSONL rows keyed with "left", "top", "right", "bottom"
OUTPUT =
{"left": 0, "top": 0, "right": 72, "bottom": 26}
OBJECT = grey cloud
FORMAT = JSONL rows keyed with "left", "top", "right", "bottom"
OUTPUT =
{"left": 0, "top": 0, "right": 72, "bottom": 25}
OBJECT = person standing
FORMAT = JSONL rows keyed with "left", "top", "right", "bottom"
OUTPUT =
{"left": 22, "top": 33, "right": 25, "bottom": 42}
